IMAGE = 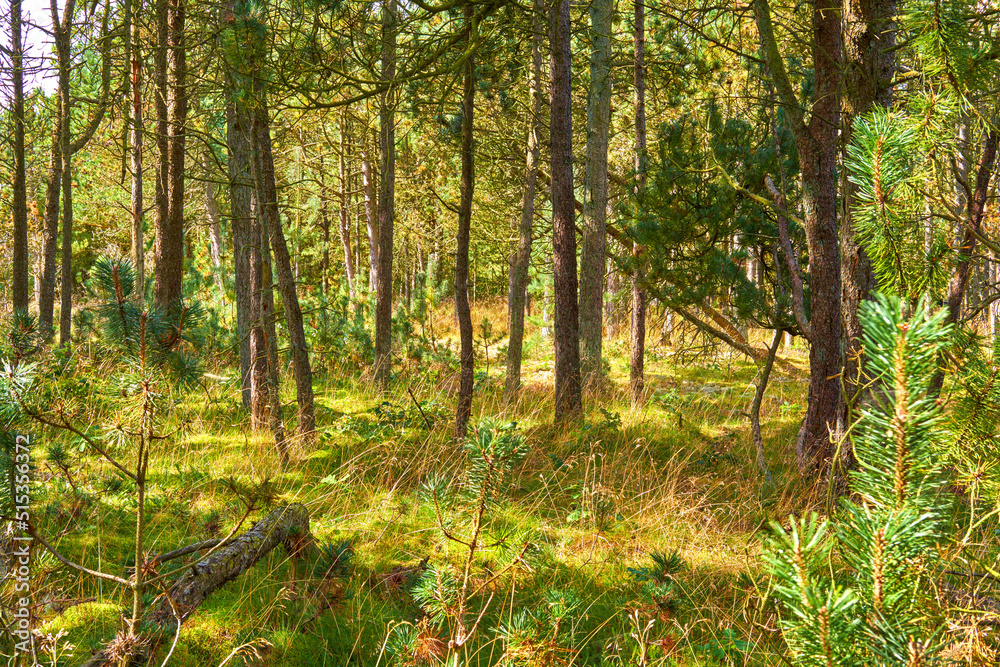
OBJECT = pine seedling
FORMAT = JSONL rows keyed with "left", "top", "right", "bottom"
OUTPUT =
{"left": 766, "top": 295, "right": 955, "bottom": 666}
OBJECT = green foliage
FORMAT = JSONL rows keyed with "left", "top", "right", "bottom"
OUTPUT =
{"left": 765, "top": 295, "right": 953, "bottom": 666}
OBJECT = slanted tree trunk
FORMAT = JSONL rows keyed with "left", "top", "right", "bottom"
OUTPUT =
{"left": 374, "top": 0, "right": 398, "bottom": 390}
{"left": 258, "top": 194, "right": 288, "bottom": 463}
{"left": 549, "top": 0, "right": 583, "bottom": 423}
{"left": 11, "top": 0, "right": 29, "bottom": 311}
{"left": 81, "top": 505, "right": 313, "bottom": 667}
{"left": 455, "top": 5, "right": 476, "bottom": 438}
{"left": 630, "top": 0, "right": 647, "bottom": 406}
{"left": 252, "top": 90, "right": 316, "bottom": 442}
{"left": 504, "top": 0, "right": 543, "bottom": 403}
{"left": 580, "top": 0, "right": 612, "bottom": 390}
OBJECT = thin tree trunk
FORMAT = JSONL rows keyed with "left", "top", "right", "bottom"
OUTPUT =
{"left": 630, "top": 0, "right": 647, "bottom": 406}
{"left": 259, "top": 199, "right": 288, "bottom": 463}
{"left": 339, "top": 110, "right": 356, "bottom": 300}
{"left": 56, "top": 0, "right": 75, "bottom": 347}
{"left": 580, "top": 0, "right": 612, "bottom": 389}
{"left": 130, "top": 7, "right": 145, "bottom": 305}
{"left": 455, "top": 5, "right": 476, "bottom": 438}
{"left": 38, "top": 96, "right": 62, "bottom": 334}
{"left": 549, "top": 0, "right": 583, "bottom": 423}
{"left": 362, "top": 146, "right": 378, "bottom": 290}
{"left": 374, "top": 0, "right": 397, "bottom": 390}
{"left": 252, "top": 92, "right": 316, "bottom": 442}
{"left": 504, "top": 0, "right": 543, "bottom": 403}
{"left": 204, "top": 151, "right": 225, "bottom": 301}
{"left": 11, "top": 0, "right": 29, "bottom": 311}
{"left": 751, "top": 329, "right": 782, "bottom": 485}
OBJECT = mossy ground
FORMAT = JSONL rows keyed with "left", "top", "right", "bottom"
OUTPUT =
{"left": 7, "top": 303, "right": 822, "bottom": 666}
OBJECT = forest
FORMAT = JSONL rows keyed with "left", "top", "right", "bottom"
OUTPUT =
{"left": 0, "top": 0, "right": 998, "bottom": 663}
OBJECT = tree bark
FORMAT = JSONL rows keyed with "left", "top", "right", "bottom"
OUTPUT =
{"left": 841, "top": 0, "right": 895, "bottom": 437}
{"left": 253, "top": 91, "right": 316, "bottom": 442}
{"left": 153, "top": 0, "right": 186, "bottom": 309}
{"left": 152, "top": 0, "right": 171, "bottom": 309}
{"left": 455, "top": 6, "right": 476, "bottom": 439}
{"left": 56, "top": 0, "right": 75, "bottom": 347}
{"left": 580, "top": 0, "right": 612, "bottom": 390}
{"left": 11, "top": 0, "right": 29, "bottom": 312}
{"left": 258, "top": 192, "right": 288, "bottom": 463}
{"left": 374, "top": 0, "right": 398, "bottom": 391}
{"left": 549, "top": 0, "right": 583, "bottom": 423}
{"left": 130, "top": 7, "right": 145, "bottom": 305}
{"left": 630, "top": 0, "right": 647, "bottom": 406}
{"left": 504, "top": 0, "right": 543, "bottom": 404}
{"left": 204, "top": 151, "right": 225, "bottom": 301}
{"left": 755, "top": 0, "right": 843, "bottom": 474}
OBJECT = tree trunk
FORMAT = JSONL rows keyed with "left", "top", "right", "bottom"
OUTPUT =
{"left": 455, "top": 6, "right": 476, "bottom": 439}
{"left": 579, "top": 0, "right": 612, "bottom": 390}
{"left": 374, "top": 0, "right": 398, "bottom": 391}
{"left": 549, "top": 0, "right": 583, "bottom": 423}
{"left": 152, "top": 0, "right": 172, "bottom": 309}
{"left": 81, "top": 505, "right": 313, "bottom": 667}
{"left": 38, "top": 96, "right": 62, "bottom": 335}
{"left": 130, "top": 9, "right": 145, "bottom": 305}
{"left": 203, "top": 151, "right": 225, "bottom": 301}
{"left": 841, "top": 0, "right": 895, "bottom": 442}
{"left": 755, "top": 0, "right": 843, "bottom": 474}
{"left": 630, "top": 0, "right": 647, "bottom": 406}
{"left": 11, "top": 0, "right": 29, "bottom": 311}
{"left": 362, "top": 145, "right": 379, "bottom": 291}
{"left": 252, "top": 92, "right": 316, "bottom": 442}
{"left": 56, "top": 0, "right": 74, "bottom": 347}
{"left": 259, "top": 197, "right": 288, "bottom": 463}
{"left": 339, "top": 109, "right": 356, "bottom": 300}
{"left": 153, "top": 0, "right": 186, "bottom": 309}
{"left": 504, "top": 0, "right": 543, "bottom": 403}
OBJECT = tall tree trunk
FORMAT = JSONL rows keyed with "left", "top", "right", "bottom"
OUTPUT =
{"left": 504, "top": 0, "right": 543, "bottom": 403}
{"left": 252, "top": 92, "right": 316, "bottom": 442}
{"left": 549, "top": 0, "right": 583, "bottom": 423}
{"left": 55, "top": 0, "right": 75, "bottom": 347}
{"left": 374, "top": 0, "right": 397, "bottom": 390}
{"left": 339, "top": 110, "right": 356, "bottom": 300}
{"left": 152, "top": 0, "right": 172, "bottom": 308}
{"left": 130, "top": 6, "right": 145, "bottom": 305}
{"left": 154, "top": 0, "right": 186, "bottom": 309}
{"left": 11, "top": 0, "right": 29, "bottom": 311}
{"left": 455, "top": 5, "right": 476, "bottom": 438}
{"left": 755, "top": 0, "right": 843, "bottom": 473}
{"left": 580, "top": 0, "right": 612, "bottom": 389}
{"left": 841, "top": 0, "right": 895, "bottom": 441}
{"left": 630, "top": 0, "right": 647, "bottom": 406}
{"left": 38, "top": 96, "right": 62, "bottom": 334}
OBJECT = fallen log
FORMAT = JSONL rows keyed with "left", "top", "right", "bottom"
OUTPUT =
{"left": 81, "top": 503, "right": 314, "bottom": 667}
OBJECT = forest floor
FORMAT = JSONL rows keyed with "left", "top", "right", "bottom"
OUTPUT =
{"left": 26, "top": 302, "right": 824, "bottom": 666}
